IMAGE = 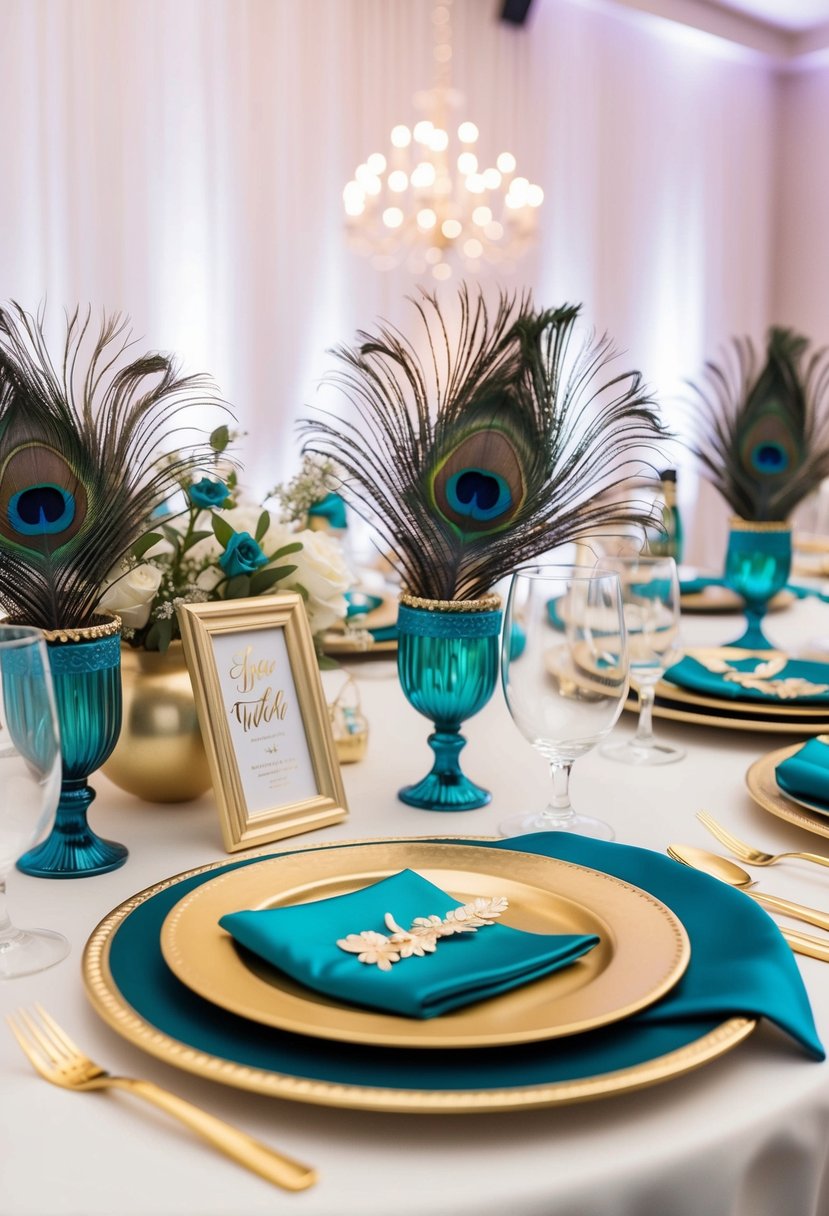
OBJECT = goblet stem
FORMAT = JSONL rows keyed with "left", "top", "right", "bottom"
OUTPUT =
{"left": 730, "top": 603, "right": 772, "bottom": 651}
{"left": 0, "top": 878, "right": 12, "bottom": 939}
{"left": 634, "top": 685, "right": 657, "bottom": 747}
{"left": 540, "top": 761, "right": 575, "bottom": 825}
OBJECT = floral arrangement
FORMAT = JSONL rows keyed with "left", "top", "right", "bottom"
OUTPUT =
{"left": 99, "top": 435, "right": 352, "bottom": 651}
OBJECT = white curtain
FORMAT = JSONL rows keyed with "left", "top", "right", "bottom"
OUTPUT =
{"left": 0, "top": 0, "right": 778, "bottom": 560}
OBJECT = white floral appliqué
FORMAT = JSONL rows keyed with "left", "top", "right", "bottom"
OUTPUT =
{"left": 336, "top": 896, "right": 509, "bottom": 970}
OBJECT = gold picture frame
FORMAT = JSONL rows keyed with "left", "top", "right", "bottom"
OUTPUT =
{"left": 177, "top": 594, "right": 347, "bottom": 852}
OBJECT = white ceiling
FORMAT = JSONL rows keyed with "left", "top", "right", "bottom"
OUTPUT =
{"left": 707, "top": 0, "right": 829, "bottom": 32}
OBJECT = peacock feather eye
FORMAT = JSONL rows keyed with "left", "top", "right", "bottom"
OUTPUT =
{"left": 430, "top": 427, "right": 526, "bottom": 537}
{"left": 0, "top": 443, "right": 88, "bottom": 553}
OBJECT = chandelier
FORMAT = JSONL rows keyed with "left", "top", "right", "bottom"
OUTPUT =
{"left": 343, "top": 1, "right": 544, "bottom": 279}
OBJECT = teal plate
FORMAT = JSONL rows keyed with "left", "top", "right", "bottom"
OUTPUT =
{"left": 82, "top": 834, "right": 821, "bottom": 1113}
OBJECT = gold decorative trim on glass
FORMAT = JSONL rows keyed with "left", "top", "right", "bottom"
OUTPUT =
{"left": 729, "top": 517, "right": 791, "bottom": 533}
{"left": 159, "top": 842, "right": 689, "bottom": 1049}
{"left": 746, "top": 745, "right": 829, "bottom": 840}
{"left": 41, "top": 614, "right": 121, "bottom": 643}
{"left": 399, "top": 592, "right": 501, "bottom": 613}
{"left": 81, "top": 836, "right": 753, "bottom": 1114}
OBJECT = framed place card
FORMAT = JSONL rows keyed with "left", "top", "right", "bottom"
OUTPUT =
{"left": 177, "top": 594, "right": 348, "bottom": 852}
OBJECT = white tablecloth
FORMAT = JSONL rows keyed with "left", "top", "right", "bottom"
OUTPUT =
{"left": 4, "top": 601, "right": 829, "bottom": 1216}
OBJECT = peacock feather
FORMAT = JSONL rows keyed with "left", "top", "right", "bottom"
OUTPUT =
{"left": 0, "top": 303, "right": 226, "bottom": 630}
{"left": 302, "top": 287, "right": 667, "bottom": 601}
{"left": 686, "top": 327, "right": 829, "bottom": 521}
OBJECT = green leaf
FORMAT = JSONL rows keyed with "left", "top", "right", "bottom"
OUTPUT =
{"left": 132, "top": 532, "right": 163, "bottom": 560}
{"left": 161, "top": 523, "right": 182, "bottom": 549}
{"left": 210, "top": 424, "right": 230, "bottom": 453}
{"left": 154, "top": 617, "right": 174, "bottom": 652}
{"left": 249, "top": 564, "right": 297, "bottom": 596}
{"left": 181, "top": 529, "right": 213, "bottom": 553}
{"left": 269, "top": 541, "right": 303, "bottom": 560}
{"left": 225, "top": 575, "right": 251, "bottom": 599}
{"left": 211, "top": 513, "right": 235, "bottom": 547}
{"left": 255, "top": 510, "right": 270, "bottom": 543}
{"left": 316, "top": 652, "right": 340, "bottom": 671}
{"left": 292, "top": 581, "right": 309, "bottom": 601}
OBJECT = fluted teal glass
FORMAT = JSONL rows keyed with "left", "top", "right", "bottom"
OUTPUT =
{"left": 724, "top": 520, "right": 791, "bottom": 650}
{"left": 397, "top": 599, "right": 501, "bottom": 811}
{"left": 17, "top": 625, "right": 127, "bottom": 878}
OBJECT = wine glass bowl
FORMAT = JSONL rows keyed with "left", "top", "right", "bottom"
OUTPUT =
{"left": 500, "top": 566, "right": 629, "bottom": 840}
{"left": 0, "top": 626, "right": 69, "bottom": 978}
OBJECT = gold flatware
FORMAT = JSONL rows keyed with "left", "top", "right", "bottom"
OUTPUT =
{"left": 696, "top": 811, "right": 829, "bottom": 870}
{"left": 781, "top": 927, "right": 829, "bottom": 963}
{"left": 7, "top": 1006, "right": 317, "bottom": 1192}
{"left": 667, "top": 844, "right": 829, "bottom": 939}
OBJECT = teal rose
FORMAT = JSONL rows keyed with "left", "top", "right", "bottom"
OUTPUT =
{"left": 189, "top": 477, "right": 229, "bottom": 509}
{"left": 219, "top": 531, "right": 269, "bottom": 578}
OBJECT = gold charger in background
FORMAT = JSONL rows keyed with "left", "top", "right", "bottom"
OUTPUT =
{"left": 160, "top": 842, "right": 690, "bottom": 1049}
{"left": 624, "top": 693, "right": 829, "bottom": 736}
{"left": 680, "top": 587, "right": 794, "bottom": 615}
{"left": 321, "top": 594, "right": 397, "bottom": 656}
{"left": 746, "top": 745, "right": 829, "bottom": 841}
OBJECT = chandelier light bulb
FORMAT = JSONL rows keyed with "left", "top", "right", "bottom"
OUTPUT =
{"left": 432, "top": 262, "right": 452, "bottom": 280}
{"left": 527, "top": 184, "right": 544, "bottom": 207}
{"left": 413, "top": 120, "right": 434, "bottom": 144}
{"left": 428, "top": 128, "right": 449, "bottom": 152}
{"left": 472, "top": 205, "right": 492, "bottom": 226}
{"left": 441, "top": 218, "right": 462, "bottom": 239}
{"left": 366, "top": 152, "right": 387, "bottom": 175}
{"left": 417, "top": 208, "right": 437, "bottom": 229}
{"left": 388, "top": 170, "right": 409, "bottom": 193}
{"left": 457, "top": 121, "right": 479, "bottom": 143}
{"left": 457, "top": 151, "right": 477, "bottom": 175}
{"left": 465, "top": 174, "right": 486, "bottom": 194}
{"left": 411, "top": 161, "right": 437, "bottom": 188}
{"left": 391, "top": 124, "right": 412, "bottom": 148}
{"left": 483, "top": 168, "right": 502, "bottom": 190}
{"left": 383, "top": 207, "right": 404, "bottom": 229}
{"left": 364, "top": 175, "right": 382, "bottom": 196}
{"left": 496, "top": 151, "right": 516, "bottom": 174}
{"left": 463, "top": 238, "right": 483, "bottom": 259}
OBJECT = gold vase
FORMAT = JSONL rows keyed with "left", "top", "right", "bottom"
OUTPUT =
{"left": 102, "top": 642, "right": 212, "bottom": 803}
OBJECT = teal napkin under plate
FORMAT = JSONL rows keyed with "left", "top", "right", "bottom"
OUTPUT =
{"left": 776, "top": 738, "right": 829, "bottom": 811}
{"left": 679, "top": 575, "right": 724, "bottom": 596}
{"left": 664, "top": 654, "right": 829, "bottom": 704}
{"left": 219, "top": 868, "right": 599, "bottom": 1019}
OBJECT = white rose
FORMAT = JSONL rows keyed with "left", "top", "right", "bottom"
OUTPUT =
{"left": 99, "top": 564, "right": 163, "bottom": 629}
{"left": 285, "top": 529, "right": 352, "bottom": 634}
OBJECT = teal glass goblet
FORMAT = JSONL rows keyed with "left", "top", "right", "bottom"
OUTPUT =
{"left": 724, "top": 519, "right": 791, "bottom": 650}
{"left": 397, "top": 593, "right": 502, "bottom": 811}
{"left": 17, "top": 617, "right": 128, "bottom": 878}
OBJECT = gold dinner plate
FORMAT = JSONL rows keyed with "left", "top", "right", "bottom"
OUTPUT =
{"left": 159, "top": 842, "right": 690, "bottom": 1049}
{"left": 746, "top": 744, "right": 829, "bottom": 840}
{"left": 680, "top": 586, "right": 794, "bottom": 615}
{"left": 625, "top": 692, "right": 829, "bottom": 735}
{"left": 84, "top": 837, "right": 754, "bottom": 1112}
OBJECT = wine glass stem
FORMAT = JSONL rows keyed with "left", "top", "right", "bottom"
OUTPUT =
{"left": 544, "top": 761, "right": 574, "bottom": 823}
{"left": 635, "top": 685, "right": 656, "bottom": 746}
{"left": 0, "top": 877, "right": 14, "bottom": 941}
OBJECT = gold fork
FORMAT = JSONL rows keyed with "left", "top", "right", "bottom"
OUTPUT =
{"left": 696, "top": 811, "right": 829, "bottom": 871}
{"left": 8, "top": 1006, "right": 316, "bottom": 1191}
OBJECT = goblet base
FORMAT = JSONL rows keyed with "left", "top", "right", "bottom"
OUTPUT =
{"left": 0, "top": 927, "right": 70, "bottom": 978}
{"left": 601, "top": 738, "right": 685, "bottom": 766}
{"left": 398, "top": 772, "right": 491, "bottom": 812}
{"left": 498, "top": 809, "right": 615, "bottom": 841}
{"left": 18, "top": 831, "right": 128, "bottom": 879}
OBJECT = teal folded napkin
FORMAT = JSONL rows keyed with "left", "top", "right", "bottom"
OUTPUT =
{"left": 776, "top": 738, "right": 829, "bottom": 811}
{"left": 679, "top": 575, "right": 724, "bottom": 595}
{"left": 664, "top": 654, "right": 829, "bottom": 704}
{"left": 219, "top": 868, "right": 599, "bottom": 1019}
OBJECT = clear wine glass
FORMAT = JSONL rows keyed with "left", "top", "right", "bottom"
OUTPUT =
{"left": 597, "top": 555, "right": 684, "bottom": 766}
{"left": 0, "top": 626, "right": 68, "bottom": 978}
{"left": 500, "top": 565, "right": 630, "bottom": 841}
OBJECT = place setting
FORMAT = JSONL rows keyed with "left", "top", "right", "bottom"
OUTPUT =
{"left": 2, "top": 287, "right": 829, "bottom": 1213}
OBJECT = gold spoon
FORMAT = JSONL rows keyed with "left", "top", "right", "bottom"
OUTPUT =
{"left": 668, "top": 843, "right": 829, "bottom": 944}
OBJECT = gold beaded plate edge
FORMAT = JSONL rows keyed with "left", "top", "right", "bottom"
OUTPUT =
{"left": 746, "top": 745, "right": 829, "bottom": 840}
{"left": 82, "top": 836, "right": 754, "bottom": 1114}
{"left": 624, "top": 695, "right": 829, "bottom": 735}
{"left": 159, "top": 841, "right": 690, "bottom": 1050}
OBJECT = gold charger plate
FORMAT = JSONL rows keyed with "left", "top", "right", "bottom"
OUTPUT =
{"left": 680, "top": 586, "right": 794, "bottom": 615}
{"left": 625, "top": 693, "right": 829, "bottom": 735}
{"left": 746, "top": 744, "right": 829, "bottom": 840}
{"left": 83, "top": 836, "right": 755, "bottom": 1113}
{"left": 159, "top": 842, "right": 690, "bottom": 1049}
